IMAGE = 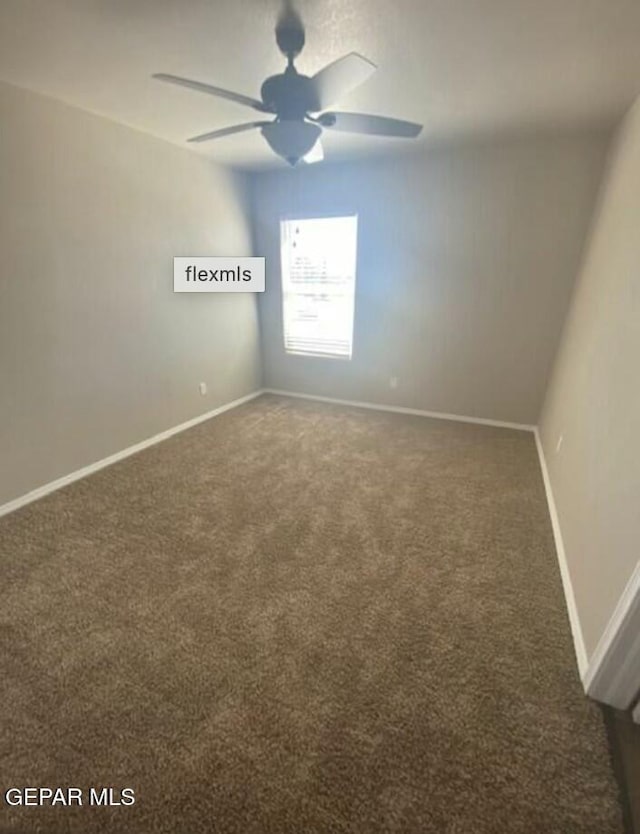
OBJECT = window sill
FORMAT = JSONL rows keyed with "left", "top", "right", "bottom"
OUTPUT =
{"left": 285, "top": 350, "right": 352, "bottom": 361}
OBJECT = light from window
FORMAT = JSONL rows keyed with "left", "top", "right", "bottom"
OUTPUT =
{"left": 280, "top": 215, "right": 358, "bottom": 359}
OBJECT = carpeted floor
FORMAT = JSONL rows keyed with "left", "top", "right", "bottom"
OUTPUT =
{"left": 0, "top": 394, "right": 625, "bottom": 833}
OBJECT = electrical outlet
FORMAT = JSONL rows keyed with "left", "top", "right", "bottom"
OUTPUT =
{"left": 199, "top": 382, "right": 207, "bottom": 396}
{"left": 390, "top": 376, "right": 398, "bottom": 390}
{"left": 555, "top": 435, "right": 563, "bottom": 453}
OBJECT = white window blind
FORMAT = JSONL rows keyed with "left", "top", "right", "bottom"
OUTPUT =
{"left": 280, "top": 215, "right": 358, "bottom": 359}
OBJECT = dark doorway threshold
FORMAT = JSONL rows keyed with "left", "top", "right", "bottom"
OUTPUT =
{"left": 604, "top": 706, "right": 640, "bottom": 834}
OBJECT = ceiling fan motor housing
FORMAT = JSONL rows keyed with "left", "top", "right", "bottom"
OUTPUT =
{"left": 261, "top": 69, "right": 318, "bottom": 119}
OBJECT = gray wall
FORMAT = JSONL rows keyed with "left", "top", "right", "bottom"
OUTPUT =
{"left": 0, "top": 81, "right": 261, "bottom": 506}
{"left": 540, "top": 101, "right": 640, "bottom": 659}
{"left": 252, "top": 132, "right": 609, "bottom": 425}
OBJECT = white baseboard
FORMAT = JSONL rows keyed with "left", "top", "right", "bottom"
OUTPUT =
{"left": 0, "top": 389, "right": 265, "bottom": 520}
{"left": 583, "top": 560, "right": 640, "bottom": 710}
{"left": 534, "top": 429, "right": 589, "bottom": 680}
{"left": 535, "top": 429, "right": 640, "bottom": 707}
{"left": 264, "top": 388, "right": 535, "bottom": 432}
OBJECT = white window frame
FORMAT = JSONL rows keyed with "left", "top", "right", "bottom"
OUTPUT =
{"left": 280, "top": 214, "right": 358, "bottom": 360}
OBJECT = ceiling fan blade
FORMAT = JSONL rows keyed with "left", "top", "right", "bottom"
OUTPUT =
{"left": 309, "top": 53, "right": 376, "bottom": 111}
{"left": 303, "top": 140, "right": 324, "bottom": 164}
{"left": 320, "top": 112, "right": 422, "bottom": 138}
{"left": 153, "top": 73, "right": 269, "bottom": 112}
{"left": 187, "top": 121, "right": 270, "bottom": 143}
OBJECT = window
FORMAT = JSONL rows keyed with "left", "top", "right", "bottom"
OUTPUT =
{"left": 280, "top": 215, "right": 358, "bottom": 359}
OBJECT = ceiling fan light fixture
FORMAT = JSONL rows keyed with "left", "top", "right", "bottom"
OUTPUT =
{"left": 261, "top": 120, "right": 322, "bottom": 166}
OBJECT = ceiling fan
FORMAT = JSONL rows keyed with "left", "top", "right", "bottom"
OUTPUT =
{"left": 153, "top": 7, "right": 422, "bottom": 166}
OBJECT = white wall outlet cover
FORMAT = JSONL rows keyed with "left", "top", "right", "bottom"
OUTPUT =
{"left": 199, "top": 382, "right": 207, "bottom": 396}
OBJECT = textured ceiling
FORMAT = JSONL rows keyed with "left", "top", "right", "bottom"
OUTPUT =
{"left": 1, "top": 0, "right": 640, "bottom": 168}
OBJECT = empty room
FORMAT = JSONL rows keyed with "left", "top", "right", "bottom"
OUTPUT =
{"left": 1, "top": 1, "right": 639, "bottom": 832}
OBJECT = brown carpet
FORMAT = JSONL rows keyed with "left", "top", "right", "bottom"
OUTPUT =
{"left": 0, "top": 394, "right": 625, "bottom": 833}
